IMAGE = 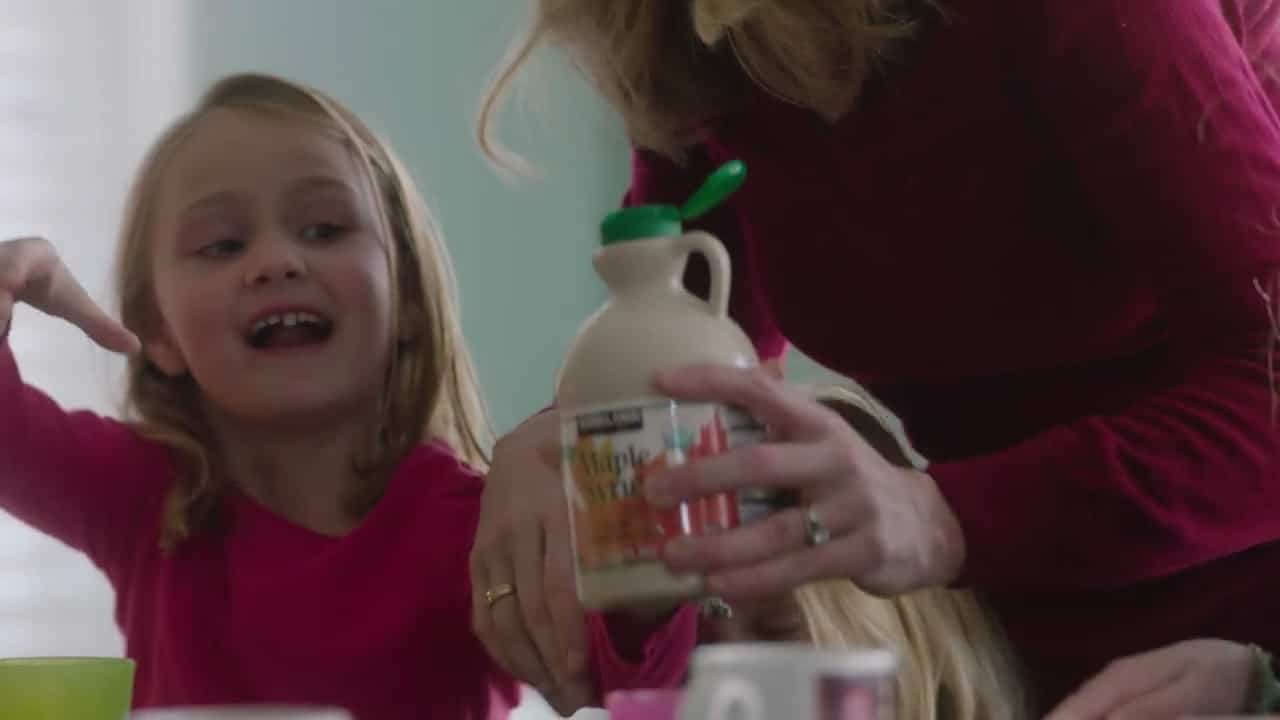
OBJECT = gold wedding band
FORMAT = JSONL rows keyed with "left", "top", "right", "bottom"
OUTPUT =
{"left": 484, "top": 583, "right": 516, "bottom": 608}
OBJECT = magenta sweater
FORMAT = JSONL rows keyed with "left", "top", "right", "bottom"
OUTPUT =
{"left": 628, "top": 0, "right": 1280, "bottom": 705}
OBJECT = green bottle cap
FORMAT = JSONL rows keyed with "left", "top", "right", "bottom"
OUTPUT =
{"left": 600, "top": 160, "right": 747, "bottom": 246}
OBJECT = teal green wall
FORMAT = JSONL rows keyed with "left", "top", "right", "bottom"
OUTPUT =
{"left": 185, "top": 0, "right": 627, "bottom": 432}
{"left": 184, "top": 1, "right": 839, "bottom": 432}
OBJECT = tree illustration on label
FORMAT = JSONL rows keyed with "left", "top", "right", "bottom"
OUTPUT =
{"left": 567, "top": 406, "right": 741, "bottom": 572}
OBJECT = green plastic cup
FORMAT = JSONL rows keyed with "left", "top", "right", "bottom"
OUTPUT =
{"left": 0, "top": 656, "right": 136, "bottom": 719}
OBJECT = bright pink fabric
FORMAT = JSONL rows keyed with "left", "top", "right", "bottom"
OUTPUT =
{"left": 0, "top": 330, "right": 696, "bottom": 718}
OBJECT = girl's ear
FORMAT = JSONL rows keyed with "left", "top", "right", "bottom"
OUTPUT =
{"left": 146, "top": 337, "right": 188, "bottom": 376}
{"left": 140, "top": 309, "right": 188, "bottom": 376}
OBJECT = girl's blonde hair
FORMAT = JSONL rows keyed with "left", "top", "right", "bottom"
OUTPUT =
{"left": 115, "top": 73, "right": 492, "bottom": 549}
{"left": 797, "top": 386, "right": 1029, "bottom": 719}
{"left": 795, "top": 581, "right": 1027, "bottom": 720}
{"left": 479, "top": 0, "right": 925, "bottom": 161}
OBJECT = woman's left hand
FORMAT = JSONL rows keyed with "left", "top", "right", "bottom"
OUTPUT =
{"left": 645, "top": 364, "right": 966, "bottom": 600}
{"left": 1043, "top": 639, "right": 1256, "bottom": 720}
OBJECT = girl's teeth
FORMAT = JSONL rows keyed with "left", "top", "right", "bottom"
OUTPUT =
{"left": 250, "top": 312, "right": 326, "bottom": 334}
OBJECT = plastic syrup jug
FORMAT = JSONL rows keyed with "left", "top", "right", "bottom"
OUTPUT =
{"left": 556, "top": 160, "right": 769, "bottom": 610}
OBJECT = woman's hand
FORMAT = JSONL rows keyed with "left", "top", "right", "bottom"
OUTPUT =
{"left": 1044, "top": 639, "right": 1257, "bottom": 720}
{"left": 646, "top": 364, "right": 965, "bottom": 600}
{"left": 469, "top": 411, "right": 593, "bottom": 716}
{"left": 0, "top": 236, "right": 138, "bottom": 353}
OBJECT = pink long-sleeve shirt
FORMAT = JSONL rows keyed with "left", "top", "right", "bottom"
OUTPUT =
{"left": 0, "top": 327, "right": 696, "bottom": 719}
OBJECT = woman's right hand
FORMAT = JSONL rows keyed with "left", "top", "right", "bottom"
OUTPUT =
{"left": 0, "top": 237, "right": 139, "bottom": 353}
{"left": 469, "top": 410, "right": 593, "bottom": 716}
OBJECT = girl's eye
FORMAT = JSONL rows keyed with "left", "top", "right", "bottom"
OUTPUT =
{"left": 300, "top": 223, "right": 345, "bottom": 242}
{"left": 198, "top": 238, "right": 245, "bottom": 258}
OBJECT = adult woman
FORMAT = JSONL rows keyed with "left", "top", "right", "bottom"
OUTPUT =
{"left": 470, "top": 0, "right": 1280, "bottom": 713}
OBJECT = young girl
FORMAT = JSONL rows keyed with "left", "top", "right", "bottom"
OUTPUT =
{"left": 0, "top": 73, "right": 693, "bottom": 719}
{"left": 471, "top": 0, "right": 1280, "bottom": 711}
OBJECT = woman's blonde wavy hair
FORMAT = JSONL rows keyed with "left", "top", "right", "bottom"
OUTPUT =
{"left": 479, "top": 0, "right": 925, "bottom": 161}
{"left": 796, "top": 385, "right": 1030, "bottom": 720}
{"left": 115, "top": 73, "right": 492, "bottom": 550}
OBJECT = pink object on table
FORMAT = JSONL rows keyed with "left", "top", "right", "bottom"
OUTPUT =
{"left": 606, "top": 688, "right": 683, "bottom": 720}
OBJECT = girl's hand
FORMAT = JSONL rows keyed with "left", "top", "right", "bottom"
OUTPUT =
{"left": 1044, "top": 639, "right": 1256, "bottom": 720}
{"left": 645, "top": 364, "right": 965, "bottom": 599}
{"left": 0, "top": 237, "right": 139, "bottom": 353}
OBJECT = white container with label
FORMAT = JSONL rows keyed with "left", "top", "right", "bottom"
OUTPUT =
{"left": 679, "top": 643, "right": 898, "bottom": 720}
{"left": 556, "top": 161, "right": 770, "bottom": 610}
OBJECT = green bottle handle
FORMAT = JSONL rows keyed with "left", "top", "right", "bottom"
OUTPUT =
{"left": 681, "top": 160, "right": 747, "bottom": 221}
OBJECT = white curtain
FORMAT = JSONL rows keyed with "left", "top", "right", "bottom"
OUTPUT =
{"left": 0, "top": 0, "right": 185, "bottom": 658}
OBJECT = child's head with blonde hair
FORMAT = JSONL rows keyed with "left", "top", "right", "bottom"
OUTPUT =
{"left": 114, "top": 73, "right": 490, "bottom": 549}
{"left": 792, "top": 580, "right": 1028, "bottom": 719}
{"left": 813, "top": 385, "right": 1028, "bottom": 719}
{"left": 480, "top": 0, "right": 928, "bottom": 161}
{"left": 702, "top": 384, "right": 1029, "bottom": 719}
